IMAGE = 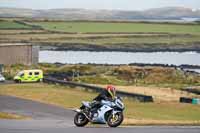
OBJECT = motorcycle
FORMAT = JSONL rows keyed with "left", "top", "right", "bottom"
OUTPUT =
{"left": 74, "top": 97, "right": 125, "bottom": 127}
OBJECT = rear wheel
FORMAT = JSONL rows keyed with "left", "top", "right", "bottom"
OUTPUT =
{"left": 107, "top": 112, "right": 124, "bottom": 127}
{"left": 74, "top": 112, "right": 89, "bottom": 127}
{"left": 37, "top": 78, "right": 43, "bottom": 82}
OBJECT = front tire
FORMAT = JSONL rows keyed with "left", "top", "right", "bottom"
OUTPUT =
{"left": 107, "top": 112, "right": 124, "bottom": 127}
{"left": 15, "top": 79, "right": 21, "bottom": 83}
{"left": 74, "top": 112, "right": 89, "bottom": 127}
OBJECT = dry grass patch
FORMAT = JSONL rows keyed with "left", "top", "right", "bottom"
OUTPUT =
{"left": 96, "top": 84, "right": 199, "bottom": 102}
{"left": 1, "top": 83, "right": 200, "bottom": 125}
{"left": 123, "top": 118, "right": 200, "bottom": 126}
{"left": 0, "top": 112, "right": 29, "bottom": 120}
{"left": 0, "top": 83, "right": 96, "bottom": 109}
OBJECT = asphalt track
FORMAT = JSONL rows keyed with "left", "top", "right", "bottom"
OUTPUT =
{"left": 0, "top": 95, "right": 200, "bottom": 133}
{"left": 0, "top": 80, "right": 15, "bottom": 85}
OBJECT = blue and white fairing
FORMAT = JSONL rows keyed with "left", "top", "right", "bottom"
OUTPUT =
{"left": 77, "top": 97, "right": 125, "bottom": 124}
{"left": 92, "top": 101, "right": 113, "bottom": 123}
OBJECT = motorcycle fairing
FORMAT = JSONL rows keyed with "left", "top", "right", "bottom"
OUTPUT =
{"left": 92, "top": 104, "right": 113, "bottom": 123}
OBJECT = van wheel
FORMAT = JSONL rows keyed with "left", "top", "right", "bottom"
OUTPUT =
{"left": 38, "top": 79, "right": 43, "bottom": 82}
{"left": 16, "top": 80, "right": 21, "bottom": 83}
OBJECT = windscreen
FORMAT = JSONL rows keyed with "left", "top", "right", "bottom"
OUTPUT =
{"left": 17, "top": 71, "right": 24, "bottom": 76}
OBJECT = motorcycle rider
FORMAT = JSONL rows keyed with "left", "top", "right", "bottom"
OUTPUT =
{"left": 90, "top": 85, "right": 116, "bottom": 118}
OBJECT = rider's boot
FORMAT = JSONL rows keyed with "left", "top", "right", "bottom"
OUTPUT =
{"left": 90, "top": 108, "right": 98, "bottom": 119}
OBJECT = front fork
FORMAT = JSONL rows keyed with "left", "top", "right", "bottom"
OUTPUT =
{"left": 111, "top": 110, "right": 121, "bottom": 121}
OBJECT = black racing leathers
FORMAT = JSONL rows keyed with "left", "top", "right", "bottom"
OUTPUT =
{"left": 93, "top": 89, "right": 112, "bottom": 102}
{"left": 90, "top": 90, "right": 113, "bottom": 117}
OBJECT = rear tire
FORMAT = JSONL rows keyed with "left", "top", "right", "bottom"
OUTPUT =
{"left": 37, "top": 78, "right": 43, "bottom": 82}
{"left": 74, "top": 112, "right": 89, "bottom": 127}
{"left": 107, "top": 112, "right": 124, "bottom": 128}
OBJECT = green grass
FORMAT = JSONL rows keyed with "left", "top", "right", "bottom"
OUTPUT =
{"left": 1, "top": 32, "right": 200, "bottom": 47}
{"left": 76, "top": 75, "right": 129, "bottom": 86}
{"left": 125, "top": 102, "right": 200, "bottom": 121}
{"left": 1, "top": 21, "right": 200, "bottom": 49}
{"left": 1, "top": 83, "right": 200, "bottom": 123}
{"left": 0, "top": 21, "right": 32, "bottom": 29}
{"left": 38, "top": 35, "right": 199, "bottom": 47}
{"left": 32, "top": 22, "right": 200, "bottom": 34}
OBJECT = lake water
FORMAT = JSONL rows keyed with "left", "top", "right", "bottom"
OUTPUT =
{"left": 39, "top": 51, "right": 200, "bottom": 66}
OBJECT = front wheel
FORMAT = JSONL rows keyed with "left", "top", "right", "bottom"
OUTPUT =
{"left": 15, "top": 79, "right": 21, "bottom": 83}
{"left": 74, "top": 112, "right": 89, "bottom": 127}
{"left": 107, "top": 112, "right": 124, "bottom": 127}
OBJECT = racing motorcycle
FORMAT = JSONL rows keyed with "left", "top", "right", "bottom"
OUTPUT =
{"left": 74, "top": 97, "right": 125, "bottom": 127}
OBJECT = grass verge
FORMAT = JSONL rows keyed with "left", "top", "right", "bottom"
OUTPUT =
{"left": 0, "top": 112, "right": 29, "bottom": 120}
{"left": 95, "top": 84, "right": 199, "bottom": 102}
{"left": 32, "top": 21, "right": 200, "bottom": 34}
{"left": 0, "top": 83, "right": 200, "bottom": 125}
{"left": 0, "top": 21, "right": 32, "bottom": 29}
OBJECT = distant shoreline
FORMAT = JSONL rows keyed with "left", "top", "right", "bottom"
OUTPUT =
{"left": 40, "top": 45, "right": 200, "bottom": 53}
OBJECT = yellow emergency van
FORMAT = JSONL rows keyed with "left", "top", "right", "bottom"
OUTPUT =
{"left": 14, "top": 69, "right": 43, "bottom": 83}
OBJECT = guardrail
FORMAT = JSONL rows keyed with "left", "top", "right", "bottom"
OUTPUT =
{"left": 43, "top": 77, "right": 153, "bottom": 102}
{"left": 182, "top": 88, "right": 200, "bottom": 95}
{"left": 180, "top": 97, "right": 200, "bottom": 105}
{"left": 180, "top": 97, "right": 193, "bottom": 103}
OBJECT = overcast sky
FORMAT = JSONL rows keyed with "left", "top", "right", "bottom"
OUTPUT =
{"left": 0, "top": 0, "right": 200, "bottom": 10}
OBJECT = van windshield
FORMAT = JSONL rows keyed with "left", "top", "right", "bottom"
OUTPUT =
{"left": 17, "top": 71, "right": 24, "bottom": 77}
